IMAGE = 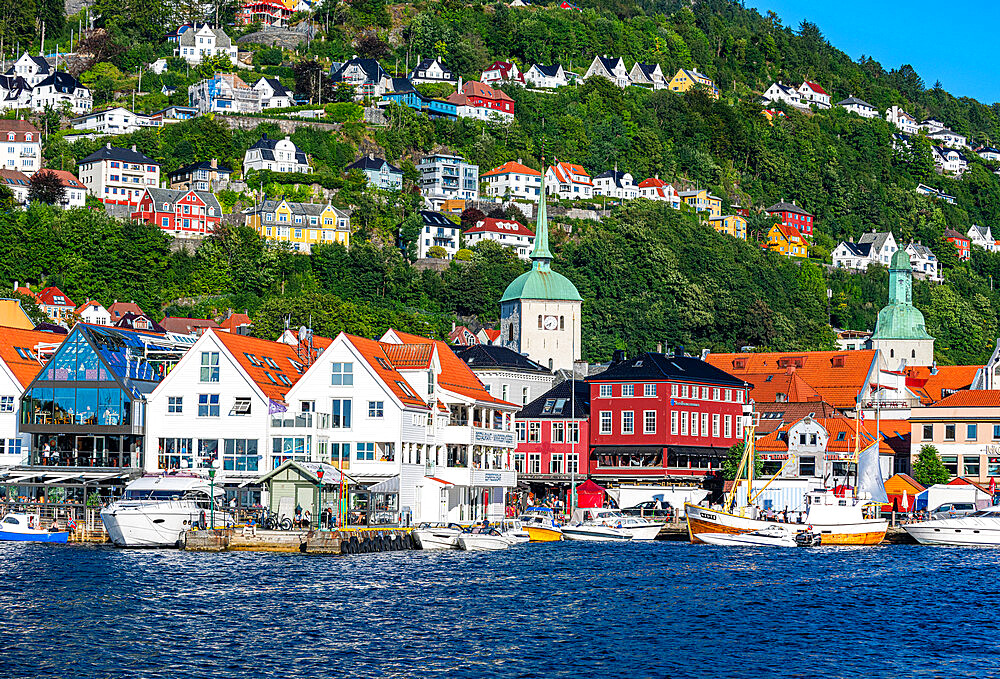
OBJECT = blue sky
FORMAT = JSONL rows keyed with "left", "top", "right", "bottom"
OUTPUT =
{"left": 743, "top": 1, "right": 1000, "bottom": 104}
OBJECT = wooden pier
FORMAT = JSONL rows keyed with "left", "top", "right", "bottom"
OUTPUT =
{"left": 183, "top": 526, "right": 416, "bottom": 554}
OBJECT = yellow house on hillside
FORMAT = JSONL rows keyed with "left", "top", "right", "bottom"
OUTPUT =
{"left": 767, "top": 223, "right": 808, "bottom": 258}
{"left": 245, "top": 199, "right": 351, "bottom": 252}
{"left": 678, "top": 189, "right": 722, "bottom": 218}
{"left": 668, "top": 68, "right": 720, "bottom": 99}
{"left": 708, "top": 215, "right": 747, "bottom": 240}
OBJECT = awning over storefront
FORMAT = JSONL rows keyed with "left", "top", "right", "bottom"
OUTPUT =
{"left": 589, "top": 446, "right": 664, "bottom": 459}
{"left": 666, "top": 446, "right": 730, "bottom": 458}
{"left": 0, "top": 470, "right": 130, "bottom": 485}
{"left": 368, "top": 476, "right": 400, "bottom": 493}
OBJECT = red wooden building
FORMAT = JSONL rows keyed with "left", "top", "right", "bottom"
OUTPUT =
{"left": 515, "top": 380, "right": 590, "bottom": 486}
{"left": 131, "top": 187, "right": 223, "bottom": 237}
{"left": 944, "top": 228, "right": 971, "bottom": 260}
{"left": 585, "top": 350, "right": 749, "bottom": 482}
{"left": 765, "top": 200, "right": 815, "bottom": 236}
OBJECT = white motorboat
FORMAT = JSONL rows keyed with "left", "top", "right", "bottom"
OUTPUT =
{"left": 497, "top": 518, "right": 529, "bottom": 544}
{"left": 101, "top": 475, "right": 233, "bottom": 548}
{"left": 562, "top": 522, "right": 633, "bottom": 542}
{"left": 457, "top": 527, "right": 510, "bottom": 551}
{"left": 412, "top": 522, "right": 464, "bottom": 550}
{"left": 0, "top": 513, "right": 69, "bottom": 543}
{"left": 699, "top": 525, "right": 799, "bottom": 547}
{"left": 904, "top": 507, "right": 1000, "bottom": 545}
{"left": 573, "top": 508, "right": 663, "bottom": 541}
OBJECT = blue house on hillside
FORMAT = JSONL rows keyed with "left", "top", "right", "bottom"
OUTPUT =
{"left": 381, "top": 78, "right": 457, "bottom": 119}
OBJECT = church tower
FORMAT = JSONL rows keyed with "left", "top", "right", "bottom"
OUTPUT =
{"left": 499, "top": 171, "right": 583, "bottom": 372}
{"left": 868, "top": 248, "right": 935, "bottom": 367}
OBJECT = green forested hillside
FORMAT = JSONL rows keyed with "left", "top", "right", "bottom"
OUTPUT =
{"left": 10, "top": 0, "right": 1000, "bottom": 366}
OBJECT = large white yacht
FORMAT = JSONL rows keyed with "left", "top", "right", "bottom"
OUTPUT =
{"left": 904, "top": 507, "right": 1000, "bottom": 546}
{"left": 101, "top": 475, "right": 232, "bottom": 548}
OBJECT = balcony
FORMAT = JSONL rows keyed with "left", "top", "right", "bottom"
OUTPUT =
{"left": 270, "top": 412, "right": 330, "bottom": 430}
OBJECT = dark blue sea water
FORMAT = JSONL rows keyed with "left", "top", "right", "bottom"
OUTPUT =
{"left": 1, "top": 542, "right": 998, "bottom": 678}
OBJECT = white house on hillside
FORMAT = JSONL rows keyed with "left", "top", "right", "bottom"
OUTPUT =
{"left": 545, "top": 161, "right": 593, "bottom": 200}
{"left": 968, "top": 224, "right": 999, "bottom": 252}
{"left": 797, "top": 81, "right": 830, "bottom": 108}
{"left": 593, "top": 168, "right": 638, "bottom": 200}
{"left": 172, "top": 24, "right": 239, "bottom": 66}
{"left": 932, "top": 146, "right": 968, "bottom": 176}
{"left": 628, "top": 63, "right": 665, "bottom": 89}
{"left": 584, "top": 55, "right": 629, "bottom": 88}
{"left": 831, "top": 231, "right": 898, "bottom": 271}
{"left": 762, "top": 82, "right": 805, "bottom": 109}
{"left": 524, "top": 64, "right": 568, "bottom": 89}
{"left": 886, "top": 105, "right": 918, "bottom": 134}
{"left": 906, "top": 243, "right": 942, "bottom": 282}
{"left": 837, "top": 96, "right": 878, "bottom": 118}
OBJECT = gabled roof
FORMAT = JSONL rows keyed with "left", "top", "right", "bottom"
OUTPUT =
{"left": 43, "top": 170, "right": 84, "bottom": 189}
{"left": 517, "top": 379, "right": 590, "bottom": 419}
{"left": 774, "top": 223, "right": 806, "bottom": 243}
{"left": 706, "top": 350, "right": 877, "bottom": 409}
{"left": 36, "top": 286, "right": 74, "bottom": 308}
{"left": 482, "top": 160, "right": 541, "bottom": 178}
{"left": 638, "top": 177, "right": 669, "bottom": 188}
{"left": 0, "top": 119, "right": 41, "bottom": 140}
{"left": 108, "top": 301, "right": 143, "bottom": 320}
{"left": 905, "top": 365, "right": 980, "bottom": 404}
{"left": 260, "top": 77, "right": 291, "bottom": 97}
{"left": 0, "top": 168, "right": 29, "bottom": 189}
{"left": 800, "top": 81, "right": 828, "bottom": 96}
{"left": 766, "top": 201, "right": 812, "bottom": 216}
{"left": 136, "top": 187, "right": 222, "bottom": 214}
{"left": 751, "top": 400, "right": 840, "bottom": 435}
{"left": 454, "top": 344, "right": 549, "bottom": 373}
{"left": 466, "top": 217, "right": 534, "bottom": 237}
{"left": 35, "top": 71, "right": 86, "bottom": 95}
{"left": 548, "top": 160, "right": 592, "bottom": 186}
{"left": 455, "top": 80, "right": 514, "bottom": 102}
{"left": 382, "top": 342, "right": 434, "bottom": 369}
{"left": 588, "top": 351, "right": 746, "bottom": 387}
{"left": 388, "top": 330, "right": 514, "bottom": 406}
{"left": 79, "top": 144, "right": 157, "bottom": 166}
{"left": 756, "top": 415, "right": 889, "bottom": 454}
{"left": 331, "top": 57, "right": 387, "bottom": 84}
{"left": 595, "top": 55, "right": 625, "bottom": 73}
{"left": 838, "top": 241, "right": 872, "bottom": 257}
{"left": 419, "top": 210, "right": 457, "bottom": 228}
{"left": 247, "top": 134, "right": 307, "bottom": 165}
{"left": 6, "top": 54, "right": 50, "bottom": 75}
{"left": 344, "top": 334, "right": 428, "bottom": 408}
{"left": 212, "top": 329, "right": 330, "bottom": 402}
{"left": 631, "top": 63, "right": 662, "bottom": 80}
{"left": 969, "top": 224, "right": 992, "bottom": 241}
{"left": 0, "top": 326, "right": 66, "bottom": 388}
{"left": 741, "top": 371, "right": 823, "bottom": 403}
{"left": 346, "top": 154, "right": 402, "bottom": 173}
{"left": 220, "top": 313, "right": 253, "bottom": 332}
{"left": 160, "top": 317, "right": 220, "bottom": 335}
{"left": 594, "top": 169, "right": 634, "bottom": 187}
{"left": 115, "top": 311, "right": 166, "bottom": 334}
{"left": 857, "top": 231, "right": 893, "bottom": 252}
{"left": 837, "top": 96, "right": 874, "bottom": 108}
{"left": 930, "top": 389, "right": 1000, "bottom": 408}
{"left": 482, "top": 61, "right": 524, "bottom": 83}
{"left": 75, "top": 300, "right": 105, "bottom": 314}
{"left": 530, "top": 64, "right": 562, "bottom": 78}
{"left": 944, "top": 228, "right": 968, "bottom": 241}
{"left": 168, "top": 161, "right": 232, "bottom": 177}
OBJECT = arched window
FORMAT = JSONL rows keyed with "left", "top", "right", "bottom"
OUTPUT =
{"left": 508, "top": 324, "right": 514, "bottom": 342}
{"left": 890, "top": 349, "right": 894, "bottom": 358}
{"left": 911, "top": 350, "right": 916, "bottom": 358}
{"left": 537, "top": 315, "right": 542, "bottom": 329}
{"left": 548, "top": 358, "right": 554, "bottom": 369}
{"left": 560, "top": 316, "right": 564, "bottom": 330}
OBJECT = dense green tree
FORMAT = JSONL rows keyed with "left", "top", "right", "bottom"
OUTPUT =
{"left": 912, "top": 445, "right": 951, "bottom": 486}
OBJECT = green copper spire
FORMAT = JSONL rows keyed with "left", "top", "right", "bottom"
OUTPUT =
{"left": 529, "top": 167, "right": 553, "bottom": 267}
{"left": 871, "top": 247, "right": 932, "bottom": 340}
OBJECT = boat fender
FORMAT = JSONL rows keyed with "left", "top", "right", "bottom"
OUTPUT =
{"left": 200, "top": 511, "right": 207, "bottom": 529}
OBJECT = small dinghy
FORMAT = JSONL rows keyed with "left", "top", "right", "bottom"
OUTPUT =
{"left": 698, "top": 525, "right": 798, "bottom": 547}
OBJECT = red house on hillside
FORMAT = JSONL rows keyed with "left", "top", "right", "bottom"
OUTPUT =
{"left": 131, "top": 187, "right": 223, "bottom": 237}
{"left": 944, "top": 228, "right": 971, "bottom": 260}
{"left": 515, "top": 380, "right": 591, "bottom": 490}
{"left": 766, "top": 200, "right": 815, "bottom": 236}
{"left": 586, "top": 350, "right": 749, "bottom": 482}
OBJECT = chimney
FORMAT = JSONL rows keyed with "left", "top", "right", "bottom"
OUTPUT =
{"left": 656, "top": 342, "right": 663, "bottom": 354}
{"left": 105, "top": 143, "right": 111, "bottom": 149}
{"left": 210, "top": 158, "right": 217, "bottom": 169}
{"left": 131, "top": 145, "right": 137, "bottom": 152}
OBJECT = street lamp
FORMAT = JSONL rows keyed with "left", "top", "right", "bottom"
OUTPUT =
{"left": 208, "top": 467, "right": 216, "bottom": 530}
{"left": 315, "top": 467, "right": 324, "bottom": 531}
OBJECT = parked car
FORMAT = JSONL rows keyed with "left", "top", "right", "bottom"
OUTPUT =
{"left": 929, "top": 502, "right": 977, "bottom": 520}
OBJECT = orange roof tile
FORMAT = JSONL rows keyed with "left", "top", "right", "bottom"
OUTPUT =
{"left": 775, "top": 222, "right": 805, "bottom": 244}
{"left": 931, "top": 389, "right": 1000, "bottom": 408}
{"left": 389, "top": 330, "right": 515, "bottom": 406}
{"left": 482, "top": 161, "right": 541, "bottom": 178}
{"left": 482, "top": 328, "right": 500, "bottom": 342}
{"left": 905, "top": 365, "right": 981, "bottom": 404}
{"left": 14, "top": 286, "right": 38, "bottom": 302}
{"left": 756, "top": 415, "right": 887, "bottom": 454}
{"left": 36, "top": 286, "right": 74, "bottom": 308}
{"left": 220, "top": 313, "right": 252, "bottom": 332}
{"left": 75, "top": 300, "right": 104, "bottom": 314}
{"left": 707, "top": 351, "right": 876, "bottom": 408}
{"left": 742, "top": 371, "right": 823, "bottom": 403}
{"left": 0, "top": 326, "right": 66, "bottom": 388}
{"left": 383, "top": 342, "right": 434, "bottom": 369}
{"left": 213, "top": 330, "right": 329, "bottom": 402}
{"left": 344, "top": 334, "right": 428, "bottom": 409}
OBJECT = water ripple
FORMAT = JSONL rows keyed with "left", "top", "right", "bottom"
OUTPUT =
{"left": 1, "top": 542, "right": 1000, "bottom": 678}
